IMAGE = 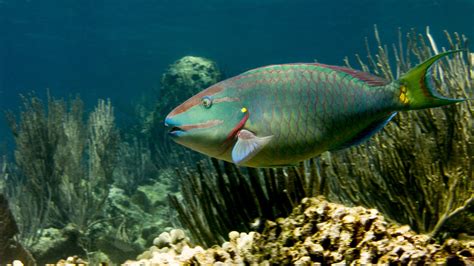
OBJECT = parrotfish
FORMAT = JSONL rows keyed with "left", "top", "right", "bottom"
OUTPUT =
{"left": 165, "top": 51, "right": 465, "bottom": 168}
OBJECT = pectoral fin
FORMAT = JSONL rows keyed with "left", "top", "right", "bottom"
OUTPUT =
{"left": 231, "top": 129, "right": 273, "bottom": 165}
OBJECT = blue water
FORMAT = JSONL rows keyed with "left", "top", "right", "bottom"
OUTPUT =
{"left": 0, "top": 0, "right": 473, "bottom": 150}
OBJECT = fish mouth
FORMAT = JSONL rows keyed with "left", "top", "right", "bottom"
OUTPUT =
{"left": 164, "top": 117, "right": 185, "bottom": 137}
{"left": 165, "top": 118, "right": 224, "bottom": 138}
{"left": 168, "top": 126, "right": 185, "bottom": 137}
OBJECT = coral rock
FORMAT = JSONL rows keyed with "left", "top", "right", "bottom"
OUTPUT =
{"left": 125, "top": 197, "right": 474, "bottom": 265}
{"left": 153, "top": 232, "right": 171, "bottom": 248}
{"left": 170, "top": 229, "right": 186, "bottom": 244}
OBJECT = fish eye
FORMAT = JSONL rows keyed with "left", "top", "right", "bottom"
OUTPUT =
{"left": 201, "top": 96, "right": 212, "bottom": 108}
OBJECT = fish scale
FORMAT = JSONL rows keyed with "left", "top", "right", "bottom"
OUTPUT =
{"left": 165, "top": 51, "right": 465, "bottom": 167}
{"left": 224, "top": 64, "right": 390, "bottom": 165}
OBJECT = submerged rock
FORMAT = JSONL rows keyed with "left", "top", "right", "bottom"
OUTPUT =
{"left": 145, "top": 56, "right": 222, "bottom": 137}
{"left": 29, "top": 224, "right": 84, "bottom": 265}
{"left": 160, "top": 56, "right": 222, "bottom": 97}
{"left": 125, "top": 197, "right": 474, "bottom": 265}
{"left": 0, "top": 194, "right": 35, "bottom": 265}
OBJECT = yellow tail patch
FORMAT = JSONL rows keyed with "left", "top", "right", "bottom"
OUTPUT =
{"left": 399, "top": 85, "right": 409, "bottom": 105}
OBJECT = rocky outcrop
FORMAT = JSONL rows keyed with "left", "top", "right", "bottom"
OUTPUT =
{"left": 0, "top": 194, "right": 35, "bottom": 265}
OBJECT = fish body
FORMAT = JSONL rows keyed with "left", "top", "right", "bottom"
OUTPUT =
{"left": 165, "top": 51, "right": 464, "bottom": 167}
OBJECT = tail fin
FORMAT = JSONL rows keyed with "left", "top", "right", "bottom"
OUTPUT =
{"left": 398, "top": 50, "right": 466, "bottom": 110}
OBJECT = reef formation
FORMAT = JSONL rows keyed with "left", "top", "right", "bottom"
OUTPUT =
{"left": 125, "top": 197, "right": 474, "bottom": 265}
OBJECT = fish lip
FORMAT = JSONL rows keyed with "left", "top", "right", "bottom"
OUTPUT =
{"left": 165, "top": 117, "right": 186, "bottom": 137}
{"left": 165, "top": 117, "right": 185, "bottom": 137}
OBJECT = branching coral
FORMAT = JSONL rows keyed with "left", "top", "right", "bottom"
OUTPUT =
{"left": 88, "top": 99, "right": 120, "bottom": 185}
{"left": 0, "top": 156, "right": 7, "bottom": 193}
{"left": 5, "top": 95, "right": 69, "bottom": 246}
{"left": 5, "top": 96, "right": 120, "bottom": 249}
{"left": 53, "top": 99, "right": 120, "bottom": 237}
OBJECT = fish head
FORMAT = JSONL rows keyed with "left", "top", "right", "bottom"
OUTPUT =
{"left": 164, "top": 83, "right": 246, "bottom": 157}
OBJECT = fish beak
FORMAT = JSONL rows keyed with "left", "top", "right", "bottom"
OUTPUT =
{"left": 165, "top": 117, "right": 185, "bottom": 137}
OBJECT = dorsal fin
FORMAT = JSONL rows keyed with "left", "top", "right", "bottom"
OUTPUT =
{"left": 312, "top": 63, "right": 389, "bottom": 86}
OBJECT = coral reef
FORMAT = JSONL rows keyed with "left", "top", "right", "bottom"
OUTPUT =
{"left": 3, "top": 28, "right": 471, "bottom": 265}
{"left": 55, "top": 256, "right": 88, "bottom": 266}
{"left": 168, "top": 158, "right": 307, "bottom": 247}
{"left": 252, "top": 197, "right": 473, "bottom": 264}
{"left": 9, "top": 172, "right": 175, "bottom": 264}
{"left": 28, "top": 225, "right": 84, "bottom": 264}
{"left": 4, "top": 96, "right": 174, "bottom": 263}
{"left": 126, "top": 197, "right": 474, "bottom": 265}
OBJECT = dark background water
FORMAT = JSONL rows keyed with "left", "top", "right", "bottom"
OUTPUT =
{"left": 0, "top": 0, "right": 472, "bottom": 152}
